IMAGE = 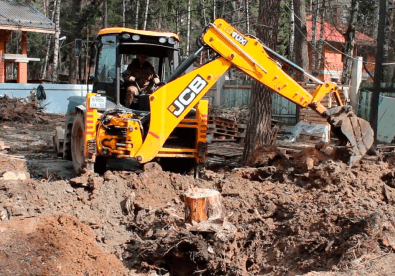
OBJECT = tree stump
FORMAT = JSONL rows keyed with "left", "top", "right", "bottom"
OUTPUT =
{"left": 184, "top": 188, "right": 222, "bottom": 223}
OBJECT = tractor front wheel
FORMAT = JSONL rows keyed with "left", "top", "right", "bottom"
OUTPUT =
{"left": 71, "top": 112, "right": 86, "bottom": 174}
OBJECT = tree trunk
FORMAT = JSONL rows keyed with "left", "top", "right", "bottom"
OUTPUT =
{"left": 186, "top": 0, "right": 191, "bottom": 55}
{"left": 390, "top": 0, "right": 395, "bottom": 82}
{"left": 69, "top": 0, "right": 81, "bottom": 84}
{"left": 42, "top": 0, "right": 47, "bottom": 17}
{"left": 104, "top": 0, "right": 108, "bottom": 28}
{"left": 176, "top": 0, "right": 179, "bottom": 35}
{"left": 41, "top": 3, "right": 56, "bottom": 80}
{"left": 201, "top": 0, "right": 207, "bottom": 26}
{"left": 316, "top": 5, "right": 325, "bottom": 74}
{"left": 184, "top": 188, "right": 222, "bottom": 223}
{"left": 51, "top": 0, "right": 61, "bottom": 82}
{"left": 242, "top": 0, "right": 281, "bottom": 163}
{"left": 383, "top": 12, "right": 390, "bottom": 81}
{"left": 135, "top": 0, "right": 139, "bottom": 29}
{"left": 221, "top": 0, "right": 226, "bottom": 18}
{"left": 122, "top": 0, "right": 125, "bottom": 27}
{"left": 143, "top": 0, "right": 149, "bottom": 30}
{"left": 311, "top": 0, "right": 317, "bottom": 72}
{"left": 342, "top": 0, "right": 358, "bottom": 85}
{"left": 213, "top": 0, "right": 216, "bottom": 19}
{"left": 372, "top": 0, "right": 379, "bottom": 41}
{"left": 289, "top": 0, "right": 295, "bottom": 61}
{"left": 293, "top": 0, "right": 309, "bottom": 81}
{"left": 245, "top": 0, "right": 250, "bottom": 33}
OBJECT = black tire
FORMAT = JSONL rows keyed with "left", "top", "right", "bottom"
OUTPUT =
{"left": 71, "top": 112, "right": 86, "bottom": 174}
{"left": 94, "top": 156, "right": 107, "bottom": 175}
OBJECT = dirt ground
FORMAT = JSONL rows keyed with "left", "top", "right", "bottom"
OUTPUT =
{"left": 2, "top": 96, "right": 395, "bottom": 276}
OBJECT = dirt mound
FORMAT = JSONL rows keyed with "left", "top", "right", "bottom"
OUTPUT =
{"left": 0, "top": 95, "right": 44, "bottom": 123}
{"left": 0, "top": 215, "right": 125, "bottom": 275}
{"left": 2, "top": 152, "right": 395, "bottom": 275}
{"left": 2, "top": 112, "right": 395, "bottom": 275}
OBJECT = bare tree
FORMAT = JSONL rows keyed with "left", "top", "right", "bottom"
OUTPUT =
{"left": 104, "top": 0, "right": 108, "bottom": 28}
{"left": 289, "top": 0, "right": 295, "bottom": 61}
{"left": 186, "top": 0, "right": 191, "bottom": 54}
{"left": 316, "top": 2, "right": 325, "bottom": 73}
{"left": 143, "top": 0, "right": 149, "bottom": 30}
{"left": 341, "top": 0, "right": 359, "bottom": 85}
{"left": 245, "top": 0, "right": 250, "bottom": 33}
{"left": 176, "top": 0, "right": 180, "bottom": 34}
{"left": 68, "top": 0, "right": 82, "bottom": 84}
{"left": 293, "top": 0, "right": 309, "bottom": 81}
{"left": 135, "top": 0, "right": 139, "bottom": 29}
{"left": 41, "top": 1, "right": 56, "bottom": 80}
{"left": 213, "top": 0, "right": 216, "bottom": 19}
{"left": 51, "top": 0, "right": 61, "bottom": 82}
{"left": 311, "top": 0, "right": 318, "bottom": 72}
{"left": 201, "top": 0, "right": 207, "bottom": 26}
{"left": 242, "top": 0, "right": 281, "bottom": 163}
{"left": 122, "top": 0, "right": 125, "bottom": 27}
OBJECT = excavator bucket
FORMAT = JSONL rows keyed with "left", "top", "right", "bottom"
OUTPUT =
{"left": 326, "top": 106, "right": 374, "bottom": 166}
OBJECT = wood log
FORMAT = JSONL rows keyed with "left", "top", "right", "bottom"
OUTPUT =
{"left": 184, "top": 188, "right": 222, "bottom": 223}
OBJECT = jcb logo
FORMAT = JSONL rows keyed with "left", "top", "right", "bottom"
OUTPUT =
{"left": 231, "top": 31, "right": 248, "bottom": 46}
{"left": 168, "top": 75, "right": 208, "bottom": 117}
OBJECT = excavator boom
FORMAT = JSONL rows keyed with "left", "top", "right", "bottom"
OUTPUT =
{"left": 137, "top": 18, "right": 373, "bottom": 166}
{"left": 201, "top": 19, "right": 374, "bottom": 165}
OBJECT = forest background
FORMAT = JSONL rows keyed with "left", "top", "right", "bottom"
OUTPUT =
{"left": 4, "top": 0, "right": 394, "bottom": 85}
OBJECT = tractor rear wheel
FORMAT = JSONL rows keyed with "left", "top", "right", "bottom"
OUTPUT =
{"left": 71, "top": 112, "right": 86, "bottom": 174}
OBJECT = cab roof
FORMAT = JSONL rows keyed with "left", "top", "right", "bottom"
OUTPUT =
{"left": 98, "top": 27, "right": 179, "bottom": 41}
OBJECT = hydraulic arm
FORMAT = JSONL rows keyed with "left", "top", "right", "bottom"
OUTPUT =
{"left": 136, "top": 19, "right": 373, "bottom": 166}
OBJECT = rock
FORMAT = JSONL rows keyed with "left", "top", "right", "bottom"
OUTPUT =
{"left": 69, "top": 176, "right": 89, "bottom": 186}
{"left": 321, "top": 146, "right": 336, "bottom": 156}
{"left": 306, "top": 157, "right": 315, "bottom": 171}
{"left": 0, "top": 171, "right": 30, "bottom": 181}
{"left": 11, "top": 206, "right": 26, "bottom": 216}
{"left": 380, "top": 232, "right": 395, "bottom": 250}
{"left": 143, "top": 162, "right": 163, "bottom": 173}
{"left": 0, "top": 208, "right": 8, "bottom": 220}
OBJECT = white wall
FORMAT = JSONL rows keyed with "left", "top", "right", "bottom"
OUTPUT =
{"left": 0, "top": 83, "right": 92, "bottom": 114}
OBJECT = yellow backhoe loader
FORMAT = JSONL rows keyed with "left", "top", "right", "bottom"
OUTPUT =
{"left": 54, "top": 19, "right": 373, "bottom": 175}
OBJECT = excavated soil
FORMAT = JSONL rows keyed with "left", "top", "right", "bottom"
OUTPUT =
{"left": 2, "top": 96, "right": 395, "bottom": 275}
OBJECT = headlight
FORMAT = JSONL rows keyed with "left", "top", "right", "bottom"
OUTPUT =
{"left": 159, "top": 37, "right": 167, "bottom": 43}
{"left": 168, "top": 37, "right": 176, "bottom": 44}
{"left": 122, "top": 33, "right": 131, "bottom": 39}
{"left": 132, "top": 35, "right": 140, "bottom": 41}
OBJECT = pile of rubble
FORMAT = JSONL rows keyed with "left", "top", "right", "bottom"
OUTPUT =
{"left": 0, "top": 95, "right": 45, "bottom": 123}
{"left": 1, "top": 101, "right": 395, "bottom": 275}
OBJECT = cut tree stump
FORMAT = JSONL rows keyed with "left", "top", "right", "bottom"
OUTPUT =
{"left": 184, "top": 188, "right": 222, "bottom": 223}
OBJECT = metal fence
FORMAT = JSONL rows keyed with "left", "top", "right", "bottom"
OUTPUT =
{"left": 0, "top": 83, "right": 91, "bottom": 113}
{"left": 221, "top": 83, "right": 298, "bottom": 125}
{"left": 358, "top": 89, "right": 395, "bottom": 121}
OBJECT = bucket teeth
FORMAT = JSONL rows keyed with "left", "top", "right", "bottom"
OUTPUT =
{"left": 326, "top": 106, "right": 374, "bottom": 166}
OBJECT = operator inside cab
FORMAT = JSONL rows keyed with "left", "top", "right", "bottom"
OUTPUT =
{"left": 123, "top": 54, "right": 160, "bottom": 107}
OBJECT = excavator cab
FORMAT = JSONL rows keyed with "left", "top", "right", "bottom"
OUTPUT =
{"left": 92, "top": 28, "right": 180, "bottom": 109}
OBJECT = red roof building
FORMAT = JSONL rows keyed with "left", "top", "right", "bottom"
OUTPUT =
{"left": 306, "top": 17, "right": 375, "bottom": 82}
